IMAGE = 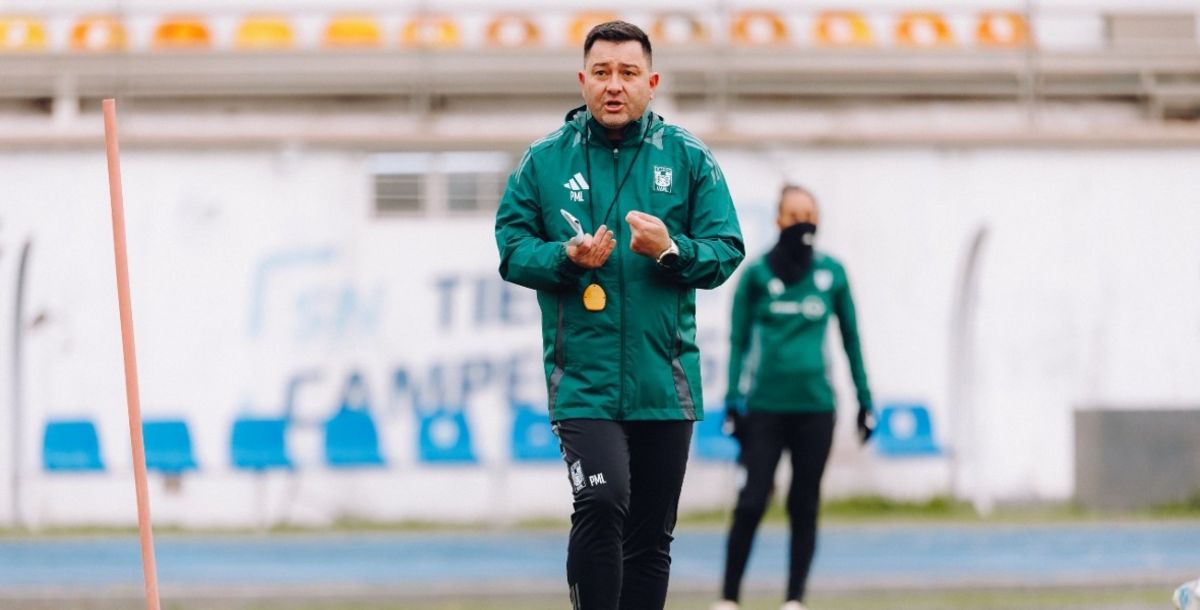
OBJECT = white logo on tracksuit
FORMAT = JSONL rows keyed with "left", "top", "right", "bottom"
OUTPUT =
{"left": 563, "top": 172, "right": 589, "bottom": 202}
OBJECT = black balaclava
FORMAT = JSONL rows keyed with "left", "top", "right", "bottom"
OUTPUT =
{"left": 766, "top": 222, "right": 817, "bottom": 284}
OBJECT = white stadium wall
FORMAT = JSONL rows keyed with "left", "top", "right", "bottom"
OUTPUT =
{"left": 1, "top": 143, "right": 1198, "bottom": 528}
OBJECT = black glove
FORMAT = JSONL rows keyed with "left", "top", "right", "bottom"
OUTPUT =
{"left": 723, "top": 399, "right": 746, "bottom": 443}
{"left": 856, "top": 405, "right": 875, "bottom": 445}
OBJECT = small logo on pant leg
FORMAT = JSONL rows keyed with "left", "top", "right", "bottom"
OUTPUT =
{"left": 570, "top": 460, "right": 585, "bottom": 493}
{"left": 588, "top": 472, "right": 607, "bottom": 487}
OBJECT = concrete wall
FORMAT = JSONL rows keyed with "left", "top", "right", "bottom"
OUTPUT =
{"left": 1, "top": 143, "right": 1198, "bottom": 527}
{"left": 1076, "top": 409, "right": 1200, "bottom": 510}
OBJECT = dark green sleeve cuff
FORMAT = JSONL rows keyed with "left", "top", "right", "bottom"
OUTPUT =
{"left": 556, "top": 244, "right": 589, "bottom": 278}
{"left": 661, "top": 235, "right": 695, "bottom": 273}
{"left": 858, "top": 394, "right": 874, "bottom": 413}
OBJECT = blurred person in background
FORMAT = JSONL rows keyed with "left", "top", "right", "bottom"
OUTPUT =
{"left": 712, "top": 185, "right": 874, "bottom": 610}
{"left": 494, "top": 20, "right": 744, "bottom": 610}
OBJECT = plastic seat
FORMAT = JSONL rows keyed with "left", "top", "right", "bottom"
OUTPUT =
{"left": 70, "top": 15, "right": 127, "bottom": 52}
{"left": 324, "top": 406, "right": 384, "bottom": 467}
{"left": 731, "top": 11, "right": 789, "bottom": 46}
{"left": 324, "top": 15, "right": 382, "bottom": 48}
{"left": 874, "top": 404, "right": 942, "bottom": 457}
{"left": 401, "top": 15, "right": 460, "bottom": 49}
{"left": 693, "top": 409, "right": 740, "bottom": 462}
{"left": 485, "top": 14, "right": 541, "bottom": 48}
{"left": 976, "top": 12, "right": 1030, "bottom": 48}
{"left": 814, "top": 11, "right": 874, "bottom": 47}
{"left": 0, "top": 16, "right": 47, "bottom": 51}
{"left": 417, "top": 409, "right": 477, "bottom": 464}
{"left": 230, "top": 417, "right": 292, "bottom": 470}
{"left": 652, "top": 12, "right": 707, "bottom": 46}
{"left": 143, "top": 419, "right": 198, "bottom": 474}
{"left": 568, "top": 12, "right": 619, "bottom": 45}
{"left": 43, "top": 420, "right": 105, "bottom": 471}
{"left": 153, "top": 16, "right": 211, "bottom": 50}
{"left": 895, "top": 13, "right": 955, "bottom": 48}
{"left": 510, "top": 403, "right": 559, "bottom": 462}
{"left": 235, "top": 16, "right": 294, "bottom": 50}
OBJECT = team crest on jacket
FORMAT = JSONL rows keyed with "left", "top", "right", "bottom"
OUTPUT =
{"left": 814, "top": 269, "right": 833, "bottom": 291}
{"left": 652, "top": 166, "right": 673, "bottom": 193}
{"left": 768, "top": 277, "right": 785, "bottom": 296}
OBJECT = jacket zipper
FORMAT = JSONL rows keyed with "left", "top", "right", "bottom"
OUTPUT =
{"left": 614, "top": 146, "right": 625, "bottom": 419}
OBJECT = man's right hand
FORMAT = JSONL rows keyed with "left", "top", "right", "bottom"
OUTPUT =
{"left": 723, "top": 398, "right": 746, "bottom": 443}
{"left": 566, "top": 224, "right": 616, "bottom": 269}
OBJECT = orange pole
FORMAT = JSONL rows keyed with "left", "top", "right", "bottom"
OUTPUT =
{"left": 102, "top": 98, "right": 162, "bottom": 610}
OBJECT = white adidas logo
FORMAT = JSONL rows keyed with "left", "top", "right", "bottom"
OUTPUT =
{"left": 563, "top": 172, "right": 589, "bottom": 202}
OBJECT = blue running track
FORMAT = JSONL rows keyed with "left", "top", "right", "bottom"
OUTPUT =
{"left": 0, "top": 523, "right": 1196, "bottom": 594}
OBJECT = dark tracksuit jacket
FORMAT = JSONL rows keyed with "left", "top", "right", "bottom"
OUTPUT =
{"left": 725, "top": 253, "right": 873, "bottom": 413}
{"left": 496, "top": 106, "right": 745, "bottom": 421}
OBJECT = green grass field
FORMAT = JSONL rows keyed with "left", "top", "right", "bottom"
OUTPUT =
{"left": 5, "top": 494, "right": 1199, "bottom": 539}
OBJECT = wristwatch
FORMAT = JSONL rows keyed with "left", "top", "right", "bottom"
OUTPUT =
{"left": 655, "top": 239, "right": 680, "bottom": 268}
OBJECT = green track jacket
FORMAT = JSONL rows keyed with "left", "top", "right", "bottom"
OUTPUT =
{"left": 725, "top": 254, "right": 872, "bottom": 413}
{"left": 496, "top": 106, "right": 745, "bottom": 421}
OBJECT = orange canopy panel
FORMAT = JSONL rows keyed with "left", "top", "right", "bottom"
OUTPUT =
{"left": 486, "top": 14, "right": 541, "bottom": 48}
{"left": 976, "top": 11, "right": 1031, "bottom": 47}
{"left": 325, "top": 15, "right": 383, "bottom": 48}
{"left": 153, "top": 16, "right": 212, "bottom": 50}
{"left": 895, "top": 12, "right": 955, "bottom": 48}
{"left": 814, "top": 11, "right": 874, "bottom": 47}
{"left": 401, "top": 15, "right": 461, "bottom": 48}
{"left": 0, "top": 16, "right": 48, "bottom": 51}
{"left": 236, "top": 16, "right": 295, "bottom": 50}
{"left": 731, "top": 11, "right": 789, "bottom": 46}
{"left": 652, "top": 12, "right": 707, "bottom": 46}
{"left": 71, "top": 15, "right": 128, "bottom": 51}
{"left": 569, "top": 12, "right": 620, "bottom": 45}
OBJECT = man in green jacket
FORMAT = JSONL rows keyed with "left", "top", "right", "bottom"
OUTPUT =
{"left": 714, "top": 185, "right": 874, "bottom": 610}
{"left": 494, "top": 21, "right": 744, "bottom": 610}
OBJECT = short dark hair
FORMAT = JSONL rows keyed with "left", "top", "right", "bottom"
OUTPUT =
{"left": 584, "top": 21, "right": 652, "bottom": 67}
{"left": 779, "top": 184, "right": 818, "bottom": 212}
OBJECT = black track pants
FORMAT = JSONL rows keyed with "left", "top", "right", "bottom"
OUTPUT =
{"left": 555, "top": 418, "right": 694, "bottom": 610}
{"left": 721, "top": 411, "right": 835, "bottom": 603}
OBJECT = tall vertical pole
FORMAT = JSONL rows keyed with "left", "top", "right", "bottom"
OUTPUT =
{"left": 102, "top": 98, "right": 161, "bottom": 610}
{"left": 10, "top": 241, "right": 31, "bottom": 529}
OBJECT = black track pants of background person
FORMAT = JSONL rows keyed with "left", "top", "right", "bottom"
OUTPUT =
{"left": 555, "top": 418, "right": 694, "bottom": 610}
{"left": 721, "top": 411, "right": 836, "bottom": 603}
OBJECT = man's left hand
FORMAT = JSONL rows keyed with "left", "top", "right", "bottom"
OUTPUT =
{"left": 625, "top": 210, "right": 672, "bottom": 259}
{"left": 857, "top": 406, "right": 875, "bottom": 445}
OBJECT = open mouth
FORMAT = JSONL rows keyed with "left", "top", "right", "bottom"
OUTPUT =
{"left": 603, "top": 100, "right": 625, "bottom": 112}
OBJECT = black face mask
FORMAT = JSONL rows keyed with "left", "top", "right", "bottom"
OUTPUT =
{"left": 767, "top": 222, "right": 817, "bottom": 284}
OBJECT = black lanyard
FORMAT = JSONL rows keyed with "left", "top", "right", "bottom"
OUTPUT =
{"left": 582, "top": 136, "right": 646, "bottom": 231}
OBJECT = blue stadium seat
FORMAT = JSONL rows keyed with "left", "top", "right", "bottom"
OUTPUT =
{"left": 693, "top": 409, "right": 740, "bottom": 462}
{"left": 230, "top": 417, "right": 292, "bottom": 470}
{"left": 143, "top": 419, "right": 198, "bottom": 474}
{"left": 324, "top": 406, "right": 384, "bottom": 467}
{"left": 510, "top": 403, "right": 560, "bottom": 462}
{"left": 417, "top": 409, "right": 476, "bottom": 464}
{"left": 42, "top": 420, "right": 105, "bottom": 472}
{"left": 875, "top": 403, "right": 942, "bottom": 457}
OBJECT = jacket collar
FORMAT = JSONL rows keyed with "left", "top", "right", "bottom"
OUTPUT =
{"left": 565, "top": 104, "right": 661, "bottom": 148}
